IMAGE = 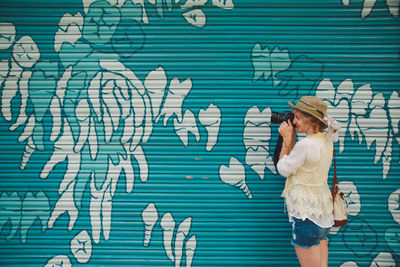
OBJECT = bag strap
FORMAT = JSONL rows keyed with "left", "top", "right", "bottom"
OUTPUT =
{"left": 331, "top": 146, "right": 338, "bottom": 201}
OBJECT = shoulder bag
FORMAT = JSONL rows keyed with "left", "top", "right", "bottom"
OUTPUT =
{"left": 331, "top": 148, "right": 349, "bottom": 227}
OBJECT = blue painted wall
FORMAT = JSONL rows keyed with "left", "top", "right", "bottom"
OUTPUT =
{"left": 0, "top": 0, "right": 399, "bottom": 266}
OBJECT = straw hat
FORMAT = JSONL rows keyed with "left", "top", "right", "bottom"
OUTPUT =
{"left": 288, "top": 96, "right": 328, "bottom": 126}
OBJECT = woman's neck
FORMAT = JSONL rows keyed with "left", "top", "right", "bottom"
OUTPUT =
{"left": 306, "top": 127, "right": 320, "bottom": 136}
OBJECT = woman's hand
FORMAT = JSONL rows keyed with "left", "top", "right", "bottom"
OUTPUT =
{"left": 278, "top": 120, "right": 296, "bottom": 160}
{"left": 278, "top": 120, "right": 296, "bottom": 146}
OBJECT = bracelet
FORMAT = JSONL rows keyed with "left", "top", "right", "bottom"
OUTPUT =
{"left": 282, "top": 141, "right": 288, "bottom": 147}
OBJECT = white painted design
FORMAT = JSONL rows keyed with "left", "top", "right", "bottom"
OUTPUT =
{"left": 48, "top": 181, "right": 79, "bottom": 231}
{"left": 142, "top": 203, "right": 159, "bottom": 247}
{"left": 44, "top": 255, "right": 71, "bottom": 267}
{"left": 340, "top": 262, "right": 359, "bottom": 267}
{"left": 181, "top": 0, "right": 207, "bottom": 9}
{"left": 0, "top": 1, "right": 236, "bottom": 264}
{"left": 21, "top": 192, "right": 50, "bottom": 243}
{"left": 83, "top": 0, "right": 235, "bottom": 27}
{"left": 183, "top": 9, "right": 207, "bottom": 28}
{"left": 388, "top": 188, "right": 400, "bottom": 224}
{"left": 244, "top": 106, "right": 276, "bottom": 178}
{"left": 174, "top": 110, "right": 200, "bottom": 146}
{"left": 329, "top": 226, "right": 341, "bottom": 235}
{"left": 316, "top": 78, "right": 394, "bottom": 179}
{"left": 0, "top": 22, "right": 16, "bottom": 49}
{"left": 54, "top": 13, "right": 83, "bottom": 53}
{"left": 89, "top": 170, "right": 112, "bottom": 244}
{"left": 161, "top": 212, "right": 176, "bottom": 262}
{"left": 361, "top": 0, "right": 378, "bottom": 18}
{"left": 251, "top": 43, "right": 291, "bottom": 87}
{"left": 157, "top": 77, "right": 192, "bottom": 126}
{"left": 369, "top": 252, "right": 396, "bottom": 267}
{"left": 50, "top": 67, "right": 71, "bottom": 141}
{"left": 174, "top": 217, "right": 192, "bottom": 267}
{"left": 388, "top": 91, "right": 400, "bottom": 146}
{"left": 384, "top": 227, "right": 400, "bottom": 255}
{"left": 70, "top": 230, "right": 92, "bottom": 263}
{"left": 219, "top": 157, "right": 252, "bottom": 199}
{"left": 338, "top": 181, "right": 361, "bottom": 216}
{"left": 144, "top": 208, "right": 197, "bottom": 266}
{"left": 0, "top": 191, "right": 50, "bottom": 243}
{"left": 12, "top": 36, "right": 40, "bottom": 68}
{"left": 212, "top": 0, "right": 234, "bottom": 9}
{"left": 145, "top": 66, "right": 168, "bottom": 120}
{"left": 199, "top": 103, "right": 221, "bottom": 151}
{"left": 341, "top": 0, "right": 399, "bottom": 17}
{"left": 316, "top": 78, "right": 350, "bottom": 153}
{"left": 185, "top": 235, "right": 197, "bottom": 267}
{"left": 82, "top": 0, "right": 97, "bottom": 13}
{"left": 1, "top": 58, "right": 30, "bottom": 122}
{"left": 0, "top": 59, "right": 9, "bottom": 88}
{"left": 341, "top": 0, "right": 350, "bottom": 5}
{"left": 386, "top": 0, "right": 400, "bottom": 17}
{"left": 131, "top": 0, "right": 149, "bottom": 23}
{"left": 0, "top": 192, "right": 21, "bottom": 241}
{"left": 41, "top": 119, "right": 81, "bottom": 192}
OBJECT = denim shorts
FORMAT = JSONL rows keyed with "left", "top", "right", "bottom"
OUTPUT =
{"left": 291, "top": 217, "right": 330, "bottom": 249}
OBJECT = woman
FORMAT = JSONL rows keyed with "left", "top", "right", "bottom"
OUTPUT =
{"left": 277, "top": 96, "right": 340, "bottom": 267}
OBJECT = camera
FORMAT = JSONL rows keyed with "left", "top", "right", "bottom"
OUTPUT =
{"left": 271, "top": 111, "right": 294, "bottom": 124}
{"left": 271, "top": 111, "right": 295, "bottom": 167}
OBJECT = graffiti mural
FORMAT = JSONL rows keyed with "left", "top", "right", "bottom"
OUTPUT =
{"left": 0, "top": 0, "right": 399, "bottom": 266}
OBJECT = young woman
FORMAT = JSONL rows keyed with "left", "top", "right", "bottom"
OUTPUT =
{"left": 277, "top": 96, "right": 340, "bottom": 267}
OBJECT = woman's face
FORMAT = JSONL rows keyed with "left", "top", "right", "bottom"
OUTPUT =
{"left": 293, "top": 110, "right": 311, "bottom": 134}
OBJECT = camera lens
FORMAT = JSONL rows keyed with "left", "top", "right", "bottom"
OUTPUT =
{"left": 271, "top": 111, "right": 294, "bottom": 124}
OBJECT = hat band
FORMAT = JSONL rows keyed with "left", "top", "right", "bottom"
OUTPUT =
{"left": 298, "top": 99, "right": 325, "bottom": 119}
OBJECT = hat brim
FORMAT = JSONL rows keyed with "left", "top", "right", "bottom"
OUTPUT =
{"left": 288, "top": 101, "right": 328, "bottom": 126}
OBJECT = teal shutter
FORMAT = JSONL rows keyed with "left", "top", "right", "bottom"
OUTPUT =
{"left": 0, "top": 0, "right": 399, "bottom": 266}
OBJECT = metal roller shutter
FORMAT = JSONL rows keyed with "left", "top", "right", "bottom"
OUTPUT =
{"left": 0, "top": 0, "right": 399, "bottom": 266}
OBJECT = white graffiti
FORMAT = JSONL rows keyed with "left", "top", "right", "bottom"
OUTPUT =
{"left": 54, "top": 12, "right": 84, "bottom": 53}
{"left": 160, "top": 213, "right": 196, "bottom": 267}
{"left": 82, "top": 0, "right": 234, "bottom": 27}
{"left": 70, "top": 230, "right": 92, "bottom": 263}
{"left": 0, "top": 22, "right": 15, "bottom": 49}
{"left": 0, "top": 191, "right": 50, "bottom": 243}
{"left": 44, "top": 255, "right": 71, "bottom": 267}
{"left": 369, "top": 252, "right": 396, "bottom": 267}
{"left": 174, "top": 110, "right": 201, "bottom": 146}
{"left": 219, "top": 157, "right": 252, "bottom": 199}
{"left": 1, "top": 35, "right": 38, "bottom": 130}
{"left": 198, "top": 103, "right": 221, "bottom": 151}
{"left": 141, "top": 204, "right": 197, "bottom": 267}
{"left": 341, "top": 0, "right": 400, "bottom": 18}
{"left": 251, "top": 44, "right": 291, "bottom": 87}
{"left": 0, "top": 0, "right": 226, "bottom": 254}
{"left": 340, "top": 262, "right": 359, "bottom": 267}
{"left": 142, "top": 203, "right": 159, "bottom": 247}
{"left": 388, "top": 188, "right": 400, "bottom": 224}
{"left": 243, "top": 106, "right": 276, "bottom": 178}
{"left": 338, "top": 181, "right": 361, "bottom": 216}
{"left": 183, "top": 9, "right": 207, "bottom": 27}
{"left": 316, "top": 78, "right": 396, "bottom": 179}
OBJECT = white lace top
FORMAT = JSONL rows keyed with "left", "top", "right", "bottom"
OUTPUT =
{"left": 277, "top": 133, "right": 334, "bottom": 228}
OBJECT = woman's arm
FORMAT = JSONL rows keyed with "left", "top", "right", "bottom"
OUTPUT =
{"left": 278, "top": 120, "right": 296, "bottom": 160}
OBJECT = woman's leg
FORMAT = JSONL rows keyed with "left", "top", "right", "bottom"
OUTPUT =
{"left": 319, "top": 240, "right": 328, "bottom": 267}
{"left": 294, "top": 244, "right": 322, "bottom": 267}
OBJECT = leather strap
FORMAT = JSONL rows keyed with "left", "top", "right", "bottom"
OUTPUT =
{"left": 331, "top": 146, "right": 338, "bottom": 201}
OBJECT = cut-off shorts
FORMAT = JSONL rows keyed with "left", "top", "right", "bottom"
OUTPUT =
{"left": 291, "top": 217, "right": 330, "bottom": 249}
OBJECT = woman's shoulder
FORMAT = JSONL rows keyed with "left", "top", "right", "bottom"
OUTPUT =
{"left": 297, "top": 135, "right": 319, "bottom": 147}
{"left": 296, "top": 136, "right": 321, "bottom": 156}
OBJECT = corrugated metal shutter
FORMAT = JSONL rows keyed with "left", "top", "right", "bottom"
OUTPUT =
{"left": 0, "top": 0, "right": 399, "bottom": 266}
